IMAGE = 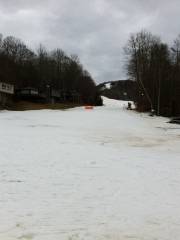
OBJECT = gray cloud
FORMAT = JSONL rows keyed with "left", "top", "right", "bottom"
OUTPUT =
{"left": 0, "top": 0, "right": 180, "bottom": 83}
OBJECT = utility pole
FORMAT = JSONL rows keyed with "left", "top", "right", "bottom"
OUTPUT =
{"left": 171, "top": 47, "right": 179, "bottom": 115}
{"left": 133, "top": 42, "right": 153, "bottom": 112}
{"left": 157, "top": 69, "right": 161, "bottom": 116}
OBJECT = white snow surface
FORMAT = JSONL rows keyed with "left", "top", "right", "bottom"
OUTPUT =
{"left": 0, "top": 97, "right": 180, "bottom": 240}
{"left": 105, "top": 83, "right": 111, "bottom": 89}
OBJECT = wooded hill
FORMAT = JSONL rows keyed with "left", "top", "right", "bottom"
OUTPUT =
{"left": 125, "top": 30, "right": 180, "bottom": 116}
{"left": 97, "top": 80, "right": 137, "bottom": 101}
{"left": 0, "top": 33, "right": 102, "bottom": 107}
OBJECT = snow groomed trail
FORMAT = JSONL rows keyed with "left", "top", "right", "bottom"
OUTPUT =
{"left": 0, "top": 97, "right": 180, "bottom": 240}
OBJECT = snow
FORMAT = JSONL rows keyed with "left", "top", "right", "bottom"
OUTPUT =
{"left": 105, "top": 83, "right": 111, "bottom": 89}
{"left": 0, "top": 97, "right": 180, "bottom": 240}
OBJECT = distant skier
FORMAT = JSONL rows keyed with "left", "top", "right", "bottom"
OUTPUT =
{"left": 150, "top": 109, "right": 155, "bottom": 116}
{"left": 127, "top": 102, "right": 132, "bottom": 110}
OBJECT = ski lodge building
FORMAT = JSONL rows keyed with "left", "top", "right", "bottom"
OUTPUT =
{"left": 0, "top": 82, "right": 14, "bottom": 108}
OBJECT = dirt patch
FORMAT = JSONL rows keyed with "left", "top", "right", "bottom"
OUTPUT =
{"left": 5, "top": 101, "right": 81, "bottom": 111}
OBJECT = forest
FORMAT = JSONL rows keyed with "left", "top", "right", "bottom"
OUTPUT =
{"left": 125, "top": 30, "right": 180, "bottom": 116}
{"left": 0, "top": 33, "right": 102, "bottom": 106}
{"left": 1, "top": 31, "right": 180, "bottom": 116}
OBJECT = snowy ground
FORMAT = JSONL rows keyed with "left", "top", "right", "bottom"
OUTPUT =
{"left": 0, "top": 97, "right": 180, "bottom": 240}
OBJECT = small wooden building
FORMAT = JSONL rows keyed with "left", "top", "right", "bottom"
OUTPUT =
{"left": 15, "top": 87, "right": 45, "bottom": 103}
{"left": 0, "top": 82, "right": 14, "bottom": 108}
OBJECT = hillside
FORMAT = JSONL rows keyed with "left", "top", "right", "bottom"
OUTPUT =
{"left": 97, "top": 80, "right": 137, "bottom": 101}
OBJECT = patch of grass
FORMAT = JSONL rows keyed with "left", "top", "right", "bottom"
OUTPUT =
{"left": 7, "top": 101, "right": 81, "bottom": 111}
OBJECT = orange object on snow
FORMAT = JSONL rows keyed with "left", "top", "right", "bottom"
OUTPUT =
{"left": 84, "top": 106, "right": 94, "bottom": 110}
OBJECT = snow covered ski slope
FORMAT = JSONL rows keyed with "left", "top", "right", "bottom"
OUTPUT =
{"left": 0, "top": 97, "right": 180, "bottom": 240}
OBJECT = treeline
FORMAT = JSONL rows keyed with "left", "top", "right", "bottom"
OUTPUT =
{"left": 0, "top": 33, "right": 102, "bottom": 105}
{"left": 125, "top": 30, "right": 180, "bottom": 116}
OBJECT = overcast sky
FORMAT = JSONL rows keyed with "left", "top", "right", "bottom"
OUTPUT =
{"left": 0, "top": 0, "right": 180, "bottom": 83}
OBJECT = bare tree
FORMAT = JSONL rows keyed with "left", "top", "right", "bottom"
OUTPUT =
{"left": 125, "top": 30, "right": 172, "bottom": 115}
